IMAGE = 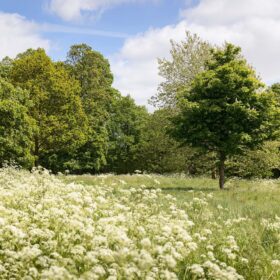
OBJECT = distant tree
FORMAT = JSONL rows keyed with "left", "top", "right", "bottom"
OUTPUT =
{"left": 0, "top": 79, "right": 35, "bottom": 167}
{"left": 136, "top": 108, "right": 217, "bottom": 175}
{"left": 10, "top": 49, "right": 88, "bottom": 170}
{"left": 151, "top": 31, "right": 212, "bottom": 109}
{"left": 228, "top": 141, "right": 280, "bottom": 178}
{"left": 171, "top": 43, "right": 278, "bottom": 189}
{"left": 105, "top": 95, "right": 149, "bottom": 174}
{"left": 136, "top": 109, "right": 189, "bottom": 173}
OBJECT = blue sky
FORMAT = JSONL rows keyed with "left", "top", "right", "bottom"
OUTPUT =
{"left": 0, "top": 0, "right": 279, "bottom": 108}
{"left": 0, "top": 0, "right": 190, "bottom": 59}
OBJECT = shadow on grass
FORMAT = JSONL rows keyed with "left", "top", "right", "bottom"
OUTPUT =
{"left": 146, "top": 186, "right": 222, "bottom": 192}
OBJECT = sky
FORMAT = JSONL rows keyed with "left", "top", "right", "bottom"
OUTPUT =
{"left": 0, "top": 0, "right": 280, "bottom": 109}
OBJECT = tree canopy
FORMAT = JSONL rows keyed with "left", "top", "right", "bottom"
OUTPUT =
{"left": 171, "top": 43, "right": 279, "bottom": 188}
{"left": 9, "top": 48, "right": 88, "bottom": 169}
{"left": 0, "top": 39, "right": 279, "bottom": 182}
{"left": 64, "top": 44, "right": 119, "bottom": 173}
{"left": 151, "top": 31, "right": 212, "bottom": 109}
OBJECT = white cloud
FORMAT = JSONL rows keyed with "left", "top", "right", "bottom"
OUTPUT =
{"left": 0, "top": 12, "right": 49, "bottom": 59}
{"left": 110, "top": 22, "right": 188, "bottom": 108}
{"left": 181, "top": 0, "right": 280, "bottom": 26}
{"left": 181, "top": 0, "right": 280, "bottom": 83}
{"left": 111, "top": 0, "right": 280, "bottom": 109}
{"left": 47, "top": 0, "right": 154, "bottom": 21}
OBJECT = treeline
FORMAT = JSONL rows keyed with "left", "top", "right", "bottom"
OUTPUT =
{"left": 0, "top": 34, "right": 280, "bottom": 178}
{"left": 0, "top": 44, "right": 150, "bottom": 174}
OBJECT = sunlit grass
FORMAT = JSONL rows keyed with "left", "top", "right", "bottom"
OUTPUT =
{"left": 1, "top": 168, "right": 280, "bottom": 279}
{"left": 65, "top": 173, "right": 280, "bottom": 218}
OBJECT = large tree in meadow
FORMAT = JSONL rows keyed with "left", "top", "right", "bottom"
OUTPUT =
{"left": 172, "top": 43, "right": 278, "bottom": 189}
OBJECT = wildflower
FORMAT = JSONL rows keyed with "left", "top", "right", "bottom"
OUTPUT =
{"left": 140, "top": 238, "right": 152, "bottom": 249}
{"left": 138, "top": 250, "right": 154, "bottom": 269}
{"left": 272, "top": 260, "right": 280, "bottom": 267}
{"left": 119, "top": 180, "right": 127, "bottom": 185}
{"left": 240, "top": 257, "right": 249, "bottom": 264}
{"left": 164, "top": 254, "right": 177, "bottom": 269}
{"left": 154, "top": 179, "right": 160, "bottom": 185}
{"left": 207, "top": 251, "right": 215, "bottom": 261}
{"left": 189, "top": 264, "right": 205, "bottom": 277}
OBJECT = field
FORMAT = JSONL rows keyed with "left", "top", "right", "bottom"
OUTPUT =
{"left": 1, "top": 168, "right": 280, "bottom": 279}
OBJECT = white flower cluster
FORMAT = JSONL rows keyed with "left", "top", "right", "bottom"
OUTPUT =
{"left": 186, "top": 234, "right": 246, "bottom": 280}
{"left": 0, "top": 168, "right": 201, "bottom": 279}
{"left": 224, "top": 217, "right": 248, "bottom": 227}
{"left": 262, "top": 215, "right": 280, "bottom": 231}
{"left": 0, "top": 168, "right": 252, "bottom": 279}
{"left": 221, "top": 236, "right": 239, "bottom": 260}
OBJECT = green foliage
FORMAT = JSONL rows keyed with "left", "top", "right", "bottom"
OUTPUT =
{"left": 65, "top": 44, "right": 117, "bottom": 173}
{"left": 271, "top": 83, "right": 280, "bottom": 95}
{"left": 9, "top": 49, "right": 88, "bottom": 170}
{"left": 151, "top": 31, "right": 212, "bottom": 108}
{"left": 66, "top": 44, "right": 113, "bottom": 94}
{"left": 172, "top": 43, "right": 278, "bottom": 187}
{"left": 105, "top": 95, "right": 149, "bottom": 173}
{"left": 270, "top": 83, "right": 280, "bottom": 138}
{"left": 137, "top": 109, "right": 188, "bottom": 173}
{"left": 228, "top": 141, "right": 280, "bottom": 178}
{"left": 0, "top": 57, "right": 13, "bottom": 80}
{"left": 66, "top": 43, "right": 114, "bottom": 119}
{"left": 0, "top": 42, "right": 279, "bottom": 178}
{"left": 0, "top": 79, "right": 35, "bottom": 167}
{"left": 136, "top": 108, "right": 217, "bottom": 175}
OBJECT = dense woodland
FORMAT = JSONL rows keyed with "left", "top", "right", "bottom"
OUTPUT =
{"left": 0, "top": 32, "right": 279, "bottom": 181}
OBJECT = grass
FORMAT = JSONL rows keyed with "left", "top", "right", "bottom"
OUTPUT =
{"left": 2, "top": 169, "right": 280, "bottom": 279}
{"left": 63, "top": 173, "right": 280, "bottom": 279}
{"left": 64, "top": 173, "right": 280, "bottom": 219}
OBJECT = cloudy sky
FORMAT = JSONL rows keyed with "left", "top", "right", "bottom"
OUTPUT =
{"left": 0, "top": 0, "right": 279, "bottom": 108}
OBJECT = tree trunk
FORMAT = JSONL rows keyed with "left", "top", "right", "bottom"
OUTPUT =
{"left": 218, "top": 154, "right": 226, "bottom": 189}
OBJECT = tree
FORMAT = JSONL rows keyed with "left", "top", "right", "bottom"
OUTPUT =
{"left": 227, "top": 141, "right": 280, "bottom": 178}
{"left": 105, "top": 95, "right": 149, "bottom": 174}
{"left": 65, "top": 44, "right": 118, "bottom": 173}
{"left": 171, "top": 43, "right": 278, "bottom": 189}
{"left": 136, "top": 108, "right": 217, "bottom": 175}
{"left": 151, "top": 31, "right": 212, "bottom": 109}
{"left": 0, "top": 79, "right": 35, "bottom": 168}
{"left": 149, "top": 32, "right": 216, "bottom": 175}
{"left": 232, "top": 83, "right": 280, "bottom": 179}
{"left": 136, "top": 109, "right": 189, "bottom": 173}
{"left": 9, "top": 49, "right": 88, "bottom": 170}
